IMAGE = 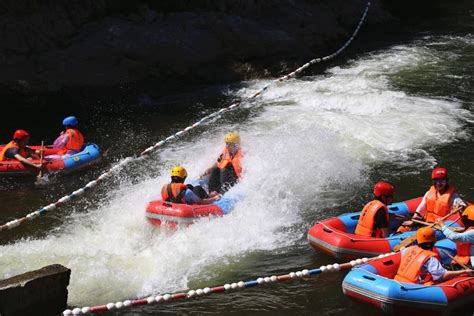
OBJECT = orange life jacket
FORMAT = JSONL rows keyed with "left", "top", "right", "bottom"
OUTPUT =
{"left": 453, "top": 227, "right": 474, "bottom": 266}
{"left": 354, "top": 200, "right": 389, "bottom": 237}
{"left": 394, "top": 246, "right": 439, "bottom": 284}
{"left": 424, "top": 185, "right": 456, "bottom": 223}
{"left": 217, "top": 147, "right": 242, "bottom": 178}
{"left": 161, "top": 183, "right": 188, "bottom": 203}
{"left": 0, "top": 141, "right": 29, "bottom": 161}
{"left": 58, "top": 129, "right": 84, "bottom": 154}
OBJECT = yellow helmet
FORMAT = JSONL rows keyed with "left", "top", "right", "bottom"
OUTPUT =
{"left": 170, "top": 166, "right": 187, "bottom": 179}
{"left": 416, "top": 227, "right": 436, "bottom": 244}
{"left": 224, "top": 133, "right": 240, "bottom": 144}
{"left": 462, "top": 205, "right": 474, "bottom": 221}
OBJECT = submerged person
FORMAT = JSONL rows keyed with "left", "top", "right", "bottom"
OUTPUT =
{"left": 439, "top": 205, "right": 474, "bottom": 268}
{"left": 47, "top": 116, "right": 85, "bottom": 160}
{"left": 398, "top": 167, "right": 466, "bottom": 232}
{"left": 394, "top": 227, "right": 473, "bottom": 284}
{"left": 205, "top": 133, "right": 243, "bottom": 194}
{"left": 0, "top": 129, "right": 43, "bottom": 170}
{"left": 161, "top": 166, "right": 220, "bottom": 205}
{"left": 354, "top": 181, "right": 395, "bottom": 238}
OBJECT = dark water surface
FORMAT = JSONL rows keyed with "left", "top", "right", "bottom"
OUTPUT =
{"left": 1, "top": 1, "right": 474, "bottom": 315}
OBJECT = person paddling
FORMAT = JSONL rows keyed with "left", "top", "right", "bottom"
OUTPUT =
{"left": 394, "top": 227, "right": 473, "bottom": 284}
{"left": 161, "top": 166, "right": 220, "bottom": 205}
{"left": 439, "top": 205, "right": 474, "bottom": 268}
{"left": 398, "top": 167, "right": 466, "bottom": 233}
{"left": 0, "top": 130, "right": 43, "bottom": 170}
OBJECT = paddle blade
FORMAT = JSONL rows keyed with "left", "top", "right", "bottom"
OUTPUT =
{"left": 394, "top": 234, "right": 416, "bottom": 251}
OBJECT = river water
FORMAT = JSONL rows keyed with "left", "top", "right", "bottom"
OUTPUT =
{"left": 1, "top": 1, "right": 473, "bottom": 315}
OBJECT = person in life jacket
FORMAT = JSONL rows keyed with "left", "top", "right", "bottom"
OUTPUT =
{"left": 394, "top": 227, "right": 473, "bottom": 284}
{"left": 161, "top": 166, "right": 221, "bottom": 205}
{"left": 398, "top": 167, "right": 466, "bottom": 233}
{"left": 354, "top": 181, "right": 395, "bottom": 238}
{"left": 439, "top": 205, "right": 474, "bottom": 268}
{"left": 205, "top": 133, "right": 243, "bottom": 194}
{"left": 0, "top": 130, "right": 43, "bottom": 169}
{"left": 50, "top": 116, "right": 85, "bottom": 157}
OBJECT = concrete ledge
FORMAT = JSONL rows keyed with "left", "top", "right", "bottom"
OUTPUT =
{"left": 0, "top": 264, "right": 71, "bottom": 316}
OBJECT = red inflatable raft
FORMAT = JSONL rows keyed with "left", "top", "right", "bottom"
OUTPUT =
{"left": 145, "top": 200, "right": 224, "bottom": 229}
{"left": 0, "top": 144, "right": 101, "bottom": 176}
{"left": 307, "top": 197, "right": 463, "bottom": 260}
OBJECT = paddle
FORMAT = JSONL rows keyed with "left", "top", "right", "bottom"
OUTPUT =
{"left": 394, "top": 208, "right": 462, "bottom": 251}
{"left": 34, "top": 141, "right": 47, "bottom": 186}
{"left": 439, "top": 248, "right": 471, "bottom": 270}
{"left": 37, "top": 141, "right": 44, "bottom": 177}
{"left": 394, "top": 214, "right": 443, "bottom": 230}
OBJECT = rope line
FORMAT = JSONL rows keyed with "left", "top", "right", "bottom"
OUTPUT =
{"left": 0, "top": 1, "right": 371, "bottom": 233}
{"left": 63, "top": 252, "right": 391, "bottom": 315}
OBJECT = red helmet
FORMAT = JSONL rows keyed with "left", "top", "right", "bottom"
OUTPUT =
{"left": 373, "top": 181, "right": 395, "bottom": 197}
{"left": 13, "top": 129, "right": 30, "bottom": 140}
{"left": 432, "top": 167, "right": 448, "bottom": 180}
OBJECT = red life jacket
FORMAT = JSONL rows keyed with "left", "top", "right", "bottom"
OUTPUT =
{"left": 217, "top": 148, "right": 242, "bottom": 177}
{"left": 394, "top": 246, "right": 439, "bottom": 284}
{"left": 0, "top": 141, "right": 29, "bottom": 161}
{"left": 424, "top": 185, "right": 456, "bottom": 223}
{"left": 354, "top": 200, "right": 389, "bottom": 237}
{"left": 161, "top": 183, "right": 188, "bottom": 203}
{"left": 453, "top": 227, "right": 474, "bottom": 266}
{"left": 58, "top": 129, "right": 84, "bottom": 154}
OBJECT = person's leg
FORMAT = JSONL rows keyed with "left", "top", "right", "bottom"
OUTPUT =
{"left": 208, "top": 166, "right": 222, "bottom": 193}
{"left": 220, "top": 164, "right": 238, "bottom": 193}
{"left": 192, "top": 185, "right": 209, "bottom": 199}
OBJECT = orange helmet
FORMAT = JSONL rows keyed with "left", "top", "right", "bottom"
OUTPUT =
{"left": 432, "top": 167, "right": 448, "bottom": 180}
{"left": 13, "top": 129, "right": 29, "bottom": 140}
{"left": 373, "top": 181, "right": 395, "bottom": 198}
{"left": 416, "top": 227, "right": 436, "bottom": 244}
{"left": 462, "top": 205, "right": 474, "bottom": 221}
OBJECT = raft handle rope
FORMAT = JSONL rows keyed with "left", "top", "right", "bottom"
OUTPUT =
{"left": 0, "top": 1, "right": 371, "bottom": 233}
{"left": 63, "top": 251, "right": 392, "bottom": 315}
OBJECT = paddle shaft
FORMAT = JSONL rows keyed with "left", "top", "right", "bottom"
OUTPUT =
{"left": 439, "top": 248, "right": 472, "bottom": 270}
{"left": 394, "top": 208, "right": 462, "bottom": 251}
{"left": 37, "top": 141, "right": 44, "bottom": 178}
{"left": 394, "top": 214, "right": 442, "bottom": 230}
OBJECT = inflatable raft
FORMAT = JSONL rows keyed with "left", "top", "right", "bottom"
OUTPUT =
{"left": 145, "top": 191, "right": 239, "bottom": 228}
{"left": 342, "top": 239, "right": 474, "bottom": 315}
{"left": 307, "top": 197, "right": 463, "bottom": 260}
{"left": 0, "top": 143, "right": 101, "bottom": 176}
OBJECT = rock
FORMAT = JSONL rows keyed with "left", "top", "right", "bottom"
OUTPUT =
{"left": 0, "top": 264, "right": 71, "bottom": 316}
{"left": 0, "top": 0, "right": 396, "bottom": 97}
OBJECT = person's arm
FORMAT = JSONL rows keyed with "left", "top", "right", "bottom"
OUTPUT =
{"left": 14, "top": 154, "right": 41, "bottom": 169}
{"left": 56, "top": 133, "right": 70, "bottom": 149}
{"left": 442, "top": 269, "right": 474, "bottom": 280}
{"left": 195, "top": 194, "right": 220, "bottom": 205}
{"left": 374, "top": 209, "right": 389, "bottom": 238}
{"left": 413, "top": 193, "right": 428, "bottom": 219}
{"left": 440, "top": 223, "right": 474, "bottom": 243}
{"left": 450, "top": 193, "right": 467, "bottom": 210}
{"left": 184, "top": 189, "right": 220, "bottom": 205}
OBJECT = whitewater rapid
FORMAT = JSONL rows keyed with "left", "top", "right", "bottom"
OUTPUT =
{"left": 0, "top": 37, "right": 471, "bottom": 306}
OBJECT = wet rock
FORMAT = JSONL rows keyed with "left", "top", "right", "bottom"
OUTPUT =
{"left": 0, "top": 264, "right": 71, "bottom": 316}
{"left": 0, "top": 0, "right": 392, "bottom": 96}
